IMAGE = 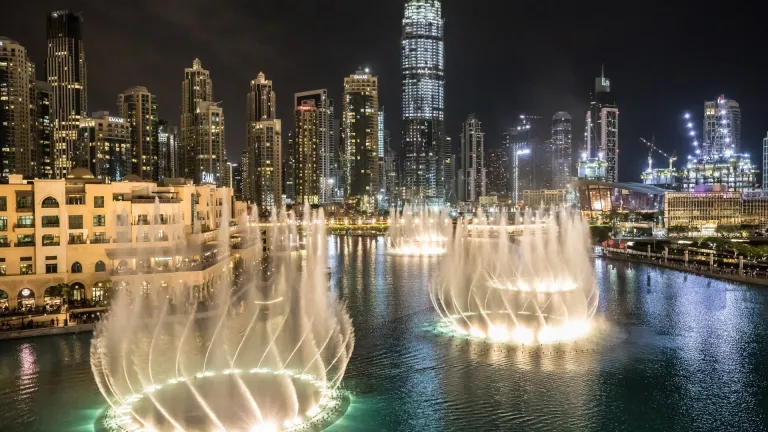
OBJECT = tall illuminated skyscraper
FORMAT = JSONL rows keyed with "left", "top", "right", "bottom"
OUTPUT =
{"left": 551, "top": 112, "right": 572, "bottom": 189}
{"left": 585, "top": 67, "right": 618, "bottom": 182}
{"left": 46, "top": 10, "right": 88, "bottom": 178}
{"left": 295, "top": 89, "right": 334, "bottom": 203}
{"left": 0, "top": 38, "right": 35, "bottom": 179}
{"left": 459, "top": 114, "right": 485, "bottom": 202}
{"left": 181, "top": 58, "right": 213, "bottom": 181}
{"left": 294, "top": 99, "right": 319, "bottom": 205}
{"left": 245, "top": 73, "right": 281, "bottom": 208}
{"left": 35, "top": 81, "right": 54, "bottom": 179}
{"left": 117, "top": 86, "right": 159, "bottom": 180}
{"left": 763, "top": 132, "right": 768, "bottom": 191}
{"left": 158, "top": 121, "right": 179, "bottom": 179}
{"left": 704, "top": 96, "right": 741, "bottom": 157}
{"left": 402, "top": 0, "right": 446, "bottom": 203}
{"left": 342, "top": 70, "right": 379, "bottom": 210}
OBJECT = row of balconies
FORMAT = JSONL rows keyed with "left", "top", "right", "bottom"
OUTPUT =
{"left": 0, "top": 236, "right": 172, "bottom": 248}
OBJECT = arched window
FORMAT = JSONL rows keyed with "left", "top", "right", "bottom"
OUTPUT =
{"left": 95, "top": 261, "right": 106, "bottom": 273}
{"left": 41, "top": 196, "right": 59, "bottom": 208}
{"left": 71, "top": 262, "right": 82, "bottom": 273}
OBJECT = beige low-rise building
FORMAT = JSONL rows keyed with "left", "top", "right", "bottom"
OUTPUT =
{"left": 0, "top": 171, "right": 259, "bottom": 311}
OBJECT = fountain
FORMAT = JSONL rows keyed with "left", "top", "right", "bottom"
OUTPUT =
{"left": 92, "top": 203, "right": 354, "bottom": 431}
{"left": 431, "top": 207, "right": 599, "bottom": 344}
{"left": 386, "top": 204, "right": 452, "bottom": 256}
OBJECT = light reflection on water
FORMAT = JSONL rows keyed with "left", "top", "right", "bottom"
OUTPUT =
{"left": 1, "top": 247, "right": 767, "bottom": 431}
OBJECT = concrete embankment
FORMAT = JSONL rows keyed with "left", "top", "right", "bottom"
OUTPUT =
{"left": 0, "top": 323, "right": 94, "bottom": 341}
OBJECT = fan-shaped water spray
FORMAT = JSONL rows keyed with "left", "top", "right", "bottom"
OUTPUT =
{"left": 431, "top": 207, "right": 599, "bottom": 344}
{"left": 92, "top": 203, "right": 354, "bottom": 431}
{"left": 386, "top": 204, "right": 452, "bottom": 256}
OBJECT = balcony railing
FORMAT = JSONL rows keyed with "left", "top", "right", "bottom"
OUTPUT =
{"left": 109, "top": 259, "right": 224, "bottom": 277}
{"left": 68, "top": 238, "right": 87, "bottom": 245}
{"left": 16, "top": 241, "right": 35, "bottom": 247}
{"left": 131, "top": 198, "right": 180, "bottom": 204}
{"left": 114, "top": 238, "right": 132, "bottom": 244}
{"left": 42, "top": 241, "right": 60, "bottom": 247}
{"left": 15, "top": 222, "right": 34, "bottom": 229}
{"left": 91, "top": 237, "right": 110, "bottom": 244}
{"left": 41, "top": 203, "right": 60, "bottom": 209}
{"left": 16, "top": 206, "right": 34, "bottom": 212}
{"left": 0, "top": 242, "right": 10, "bottom": 248}
{"left": 41, "top": 222, "right": 60, "bottom": 228}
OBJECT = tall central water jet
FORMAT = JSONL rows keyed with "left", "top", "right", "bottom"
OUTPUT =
{"left": 431, "top": 207, "right": 599, "bottom": 344}
{"left": 92, "top": 205, "right": 354, "bottom": 431}
{"left": 387, "top": 204, "right": 451, "bottom": 256}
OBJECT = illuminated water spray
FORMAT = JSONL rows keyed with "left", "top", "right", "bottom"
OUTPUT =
{"left": 386, "top": 204, "right": 452, "bottom": 256}
{"left": 92, "top": 204, "right": 354, "bottom": 431}
{"left": 431, "top": 207, "right": 599, "bottom": 344}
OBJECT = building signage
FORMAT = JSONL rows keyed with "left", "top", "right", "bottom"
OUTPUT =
{"left": 202, "top": 172, "right": 216, "bottom": 184}
{"left": 21, "top": 288, "right": 32, "bottom": 297}
{"left": 108, "top": 117, "right": 125, "bottom": 124}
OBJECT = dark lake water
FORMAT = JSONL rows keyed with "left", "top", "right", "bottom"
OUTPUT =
{"left": 1, "top": 236, "right": 767, "bottom": 431}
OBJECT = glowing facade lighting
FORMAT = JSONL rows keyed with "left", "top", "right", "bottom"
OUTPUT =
{"left": 402, "top": 0, "right": 447, "bottom": 201}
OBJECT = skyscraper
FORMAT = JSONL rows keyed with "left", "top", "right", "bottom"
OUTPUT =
{"left": 78, "top": 111, "right": 131, "bottom": 181}
{"left": 295, "top": 90, "right": 335, "bottom": 203}
{"left": 378, "top": 110, "right": 387, "bottom": 209}
{"left": 585, "top": 68, "right": 618, "bottom": 182}
{"left": 181, "top": 58, "right": 213, "bottom": 180}
{"left": 231, "top": 163, "right": 243, "bottom": 200}
{"left": 485, "top": 148, "right": 510, "bottom": 198}
{"left": 295, "top": 99, "right": 319, "bottom": 205}
{"left": 459, "top": 114, "right": 485, "bottom": 202}
{"left": 402, "top": 0, "right": 446, "bottom": 203}
{"left": 704, "top": 96, "right": 741, "bottom": 157}
{"left": 384, "top": 142, "right": 399, "bottom": 208}
{"left": 118, "top": 86, "right": 159, "bottom": 180}
{"left": 35, "top": 81, "right": 54, "bottom": 179}
{"left": 283, "top": 130, "right": 296, "bottom": 205}
{"left": 551, "top": 112, "right": 572, "bottom": 189}
{"left": 506, "top": 115, "right": 549, "bottom": 203}
{"left": 194, "top": 101, "right": 226, "bottom": 185}
{"left": 763, "top": 132, "right": 768, "bottom": 191}
{"left": 46, "top": 10, "right": 87, "bottom": 178}
{"left": 245, "top": 73, "right": 281, "bottom": 208}
{"left": 0, "top": 38, "right": 35, "bottom": 180}
{"left": 444, "top": 135, "right": 455, "bottom": 203}
{"left": 158, "top": 120, "right": 179, "bottom": 179}
{"left": 240, "top": 150, "right": 250, "bottom": 202}
{"left": 248, "top": 72, "right": 275, "bottom": 122}
{"left": 342, "top": 70, "right": 379, "bottom": 211}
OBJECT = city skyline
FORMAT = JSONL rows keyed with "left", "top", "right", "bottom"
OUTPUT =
{"left": 1, "top": 2, "right": 767, "bottom": 185}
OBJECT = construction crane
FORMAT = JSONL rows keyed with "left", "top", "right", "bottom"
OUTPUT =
{"left": 640, "top": 136, "right": 677, "bottom": 171}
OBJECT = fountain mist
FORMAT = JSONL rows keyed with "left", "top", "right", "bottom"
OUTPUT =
{"left": 431, "top": 207, "right": 599, "bottom": 344}
{"left": 92, "top": 204, "right": 354, "bottom": 431}
{"left": 386, "top": 204, "right": 452, "bottom": 256}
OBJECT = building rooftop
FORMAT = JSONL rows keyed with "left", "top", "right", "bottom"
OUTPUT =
{"left": 570, "top": 179, "right": 666, "bottom": 196}
{"left": 67, "top": 168, "right": 95, "bottom": 179}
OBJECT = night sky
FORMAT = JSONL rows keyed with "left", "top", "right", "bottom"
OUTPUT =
{"left": 3, "top": 1, "right": 766, "bottom": 182}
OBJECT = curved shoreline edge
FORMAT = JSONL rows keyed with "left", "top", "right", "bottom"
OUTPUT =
{"left": 599, "top": 252, "right": 768, "bottom": 287}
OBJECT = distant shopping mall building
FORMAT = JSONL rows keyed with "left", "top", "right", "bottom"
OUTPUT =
{"left": 568, "top": 180, "right": 665, "bottom": 220}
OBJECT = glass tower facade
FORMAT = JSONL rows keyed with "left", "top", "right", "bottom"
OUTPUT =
{"left": 401, "top": 0, "right": 446, "bottom": 203}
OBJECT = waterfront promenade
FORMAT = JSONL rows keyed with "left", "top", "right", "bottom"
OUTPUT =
{"left": 600, "top": 247, "right": 768, "bottom": 287}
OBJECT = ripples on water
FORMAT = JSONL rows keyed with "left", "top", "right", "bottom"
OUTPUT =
{"left": 1, "top": 237, "right": 768, "bottom": 431}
